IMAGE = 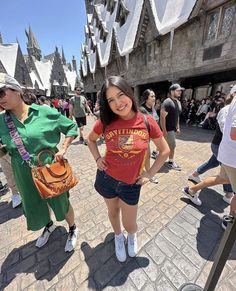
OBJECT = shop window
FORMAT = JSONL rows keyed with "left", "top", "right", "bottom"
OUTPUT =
{"left": 205, "top": 2, "right": 235, "bottom": 41}
{"left": 207, "top": 11, "right": 220, "bottom": 40}
{"left": 220, "top": 4, "right": 236, "bottom": 36}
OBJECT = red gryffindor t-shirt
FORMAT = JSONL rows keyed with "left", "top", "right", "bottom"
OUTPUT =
{"left": 93, "top": 112, "right": 163, "bottom": 184}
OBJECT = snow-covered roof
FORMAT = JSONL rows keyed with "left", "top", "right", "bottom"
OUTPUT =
{"left": 64, "top": 65, "right": 77, "bottom": 90}
{"left": 81, "top": 0, "right": 197, "bottom": 76}
{"left": 34, "top": 59, "right": 52, "bottom": 95}
{"left": 114, "top": 1, "right": 143, "bottom": 56}
{"left": 29, "top": 70, "right": 45, "bottom": 90}
{"left": 95, "top": 3, "right": 118, "bottom": 67}
{"left": 0, "top": 43, "right": 18, "bottom": 76}
{"left": 150, "top": 0, "right": 197, "bottom": 35}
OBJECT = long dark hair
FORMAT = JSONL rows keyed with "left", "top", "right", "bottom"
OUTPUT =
{"left": 99, "top": 76, "right": 138, "bottom": 125}
{"left": 140, "top": 89, "right": 154, "bottom": 105}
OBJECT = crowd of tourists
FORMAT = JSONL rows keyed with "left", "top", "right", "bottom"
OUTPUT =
{"left": 0, "top": 72, "right": 235, "bottom": 264}
{"left": 180, "top": 92, "right": 226, "bottom": 129}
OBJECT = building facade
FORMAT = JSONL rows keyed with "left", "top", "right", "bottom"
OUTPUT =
{"left": 81, "top": 0, "right": 236, "bottom": 101}
{"left": 0, "top": 27, "right": 80, "bottom": 98}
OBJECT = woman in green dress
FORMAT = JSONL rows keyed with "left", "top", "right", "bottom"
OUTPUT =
{"left": 0, "top": 73, "right": 78, "bottom": 252}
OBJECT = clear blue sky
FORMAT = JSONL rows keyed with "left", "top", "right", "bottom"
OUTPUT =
{"left": 0, "top": 0, "right": 87, "bottom": 66}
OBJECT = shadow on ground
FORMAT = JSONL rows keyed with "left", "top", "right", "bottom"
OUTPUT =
{"left": 181, "top": 187, "right": 236, "bottom": 261}
{"left": 0, "top": 201, "right": 23, "bottom": 224}
{"left": 80, "top": 233, "right": 150, "bottom": 290}
{"left": 0, "top": 226, "right": 73, "bottom": 289}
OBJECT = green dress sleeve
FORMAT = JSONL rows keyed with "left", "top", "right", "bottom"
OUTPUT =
{"left": 56, "top": 112, "right": 78, "bottom": 138}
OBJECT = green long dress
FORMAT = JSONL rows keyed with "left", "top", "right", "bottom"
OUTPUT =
{"left": 0, "top": 104, "right": 78, "bottom": 231}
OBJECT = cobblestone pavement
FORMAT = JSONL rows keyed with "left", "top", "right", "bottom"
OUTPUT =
{"left": 0, "top": 116, "right": 235, "bottom": 291}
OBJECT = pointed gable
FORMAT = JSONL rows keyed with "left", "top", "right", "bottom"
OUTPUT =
{"left": 61, "top": 47, "right": 66, "bottom": 65}
{"left": 50, "top": 47, "right": 68, "bottom": 88}
{"left": 134, "top": 0, "right": 158, "bottom": 48}
{"left": 0, "top": 43, "right": 18, "bottom": 76}
{"left": 25, "top": 26, "right": 42, "bottom": 61}
{"left": 14, "top": 45, "right": 33, "bottom": 87}
{"left": 26, "top": 26, "right": 41, "bottom": 50}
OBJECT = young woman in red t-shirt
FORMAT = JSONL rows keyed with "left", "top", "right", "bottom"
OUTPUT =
{"left": 87, "top": 76, "right": 169, "bottom": 262}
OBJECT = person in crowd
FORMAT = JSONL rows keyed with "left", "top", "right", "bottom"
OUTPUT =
{"left": 87, "top": 76, "right": 169, "bottom": 262}
{"left": 0, "top": 73, "right": 78, "bottom": 252}
{"left": 38, "top": 96, "right": 50, "bottom": 107}
{"left": 0, "top": 105, "right": 22, "bottom": 208}
{"left": 184, "top": 94, "right": 234, "bottom": 206}
{"left": 154, "top": 98, "right": 161, "bottom": 118}
{"left": 0, "top": 154, "right": 22, "bottom": 208}
{"left": 63, "top": 98, "right": 70, "bottom": 118}
{"left": 93, "top": 91, "right": 101, "bottom": 119}
{"left": 139, "top": 89, "right": 160, "bottom": 183}
{"left": 160, "top": 83, "right": 183, "bottom": 170}
{"left": 195, "top": 99, "right": 210, "bottom": 124}
{"left": 180, "top": 98, "right": 189, "bottom": 123}
{"left": 58, "top": 99, "right": 63, "bottom": 113}
{"left": 200, "top": 97, "right": 225, "bottom": 129}
{"left": 214, "top": 90, "right": 222, "bottom": 101}
{"left": 182, "top": 85, "right": 236, "bottom": 230}
{"left": 69, "top": 86, "right": 94, "bottom": 145}
{"left": 52, "top": 97, "right": 60, "bottom": 111}
{"left": 186, "top": 98, "right": 198, "bottom": 125}
{"left": 87, "top": 99, "right": 93, "bottom": 114}
{"left": 140, "top": 89, "right": 159, "bottom": 161}
{"left": 218, "top": 85, "right": 236, "bottom": 229}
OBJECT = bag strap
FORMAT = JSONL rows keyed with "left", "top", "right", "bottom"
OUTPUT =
{"left": 37, "top": 149, "right": 55, "bottom": 166}
{"left": 4, "top": 113, "right": 32, "bottom": 165}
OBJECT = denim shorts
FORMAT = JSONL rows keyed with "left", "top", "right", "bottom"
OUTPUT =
{"left": 94, "top": 170, "right": 141, "bottom": 205}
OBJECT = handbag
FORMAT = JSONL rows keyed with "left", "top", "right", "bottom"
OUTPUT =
{"left": 4, "top": 112, "right": 78, "bottom": 199}
{"left": 31, "top": 149, "right": 78, "bottom": 199}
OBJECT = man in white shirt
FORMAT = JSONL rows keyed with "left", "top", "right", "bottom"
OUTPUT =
{"left": 182, "top": 87, "right": 236, "bottom": 213}
{"left": 218, "top": 85, "right": 236, "bottom": 228}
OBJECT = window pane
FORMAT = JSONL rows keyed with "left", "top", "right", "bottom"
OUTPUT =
{"left": 220, "top": 5, "right": 236, "bottom": 36}
{"left": 207, "top": 12, "right": 219, "bottom": 40}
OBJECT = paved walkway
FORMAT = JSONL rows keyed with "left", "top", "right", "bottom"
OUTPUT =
{"left": 0, "top": 117, "right": 235, "bottom": 291}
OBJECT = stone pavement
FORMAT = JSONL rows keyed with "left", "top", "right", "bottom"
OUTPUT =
{"left": 0, "top": 116, "right": 235, "bottom": 291}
